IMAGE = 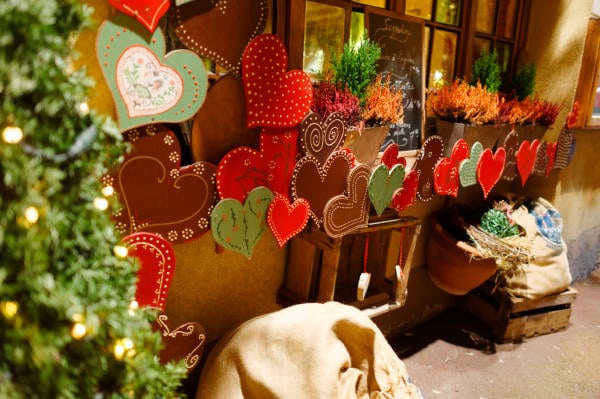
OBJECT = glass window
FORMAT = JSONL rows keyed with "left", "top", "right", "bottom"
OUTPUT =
{"left": 350, "top": 11, "right": 365, "bottom": 47}
{"left": 593, "top": 75, "right": 600, "bottom": 120}
{"left": 354, "top": 0, "right": 386, "bottom": 8}
{"left": 429, "top": 30, "right": 457, "bottom": 88}
{"left": 496, "top": 0, "right": 517, "bottom": 38}
{"left": 473, "top": 37, "right": 491, "bottom": 60}
{"left": 475, "top": 0, "right": 495, "bottom": 34}
{"left": 303, "top": 1, "right": 346, "bottom": 78}
{"left": 495, "top": 42, "right": 512, "bottom": 73}
{"left": 435, "top": 0, "right": 462, "bottom": 26}
{"left": 405, "top": 0, "right": 433, "bottom": 20}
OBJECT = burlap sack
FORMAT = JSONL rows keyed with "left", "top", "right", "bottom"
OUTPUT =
{"left": 195, "top": 302, "right": 421, "bottom": 399}
{"left": 502, "top": 197, "right": 572, "bottom": 299}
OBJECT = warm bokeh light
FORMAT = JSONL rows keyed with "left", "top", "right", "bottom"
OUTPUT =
{"left": 2, "top": 126, "right": 23, "bottom": 144}
{"left": 24, "top": 206, "right": 39, "bottom": 224}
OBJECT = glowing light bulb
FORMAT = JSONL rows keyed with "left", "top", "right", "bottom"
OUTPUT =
{"left": 114, "top": 338, "right": 135, "bottom": 360}
{"left": 128, "top": 300, "right": 139, "bottom": 316}
{"left": 1, "top": 301, "right": 19, "bottom": 319}
{"left": 114, "top": 341, "right": 126, "bottom": 360}
{"left": 2, "top": 126, "right": 23, "bottom": 144}
{"left": 71, "top": 322, "right": 87, "bottom": 339}
{"left": 72, "top": 313, "right": 84, "bottom": 322}
{"left": 93, "top": 197, "right": 109, "bottom": 211}
{"left": 113, "top": 245, "right": 128, "bottom": 258}
{"left": 77, "top": 102, "right": 90, "bottom": 115}
{"left": 24, "top": 206, "right": 39, "bottom": 224}
{"left": 101, "top": 185, "right": 114, "bottom": 197}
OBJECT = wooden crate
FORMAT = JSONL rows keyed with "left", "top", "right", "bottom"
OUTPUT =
{"left": 462, "top": 282, "right": 577, "bottom": 342}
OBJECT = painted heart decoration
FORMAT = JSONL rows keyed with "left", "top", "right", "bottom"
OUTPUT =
{"left": 172, "top": 0, "right": 268, "bottom": 77}
{"left": 476, "top": 147, "right": 506, "bottom": 199}
{"left": 517, "top": 139, "right": 540, "bottom": 186}
{"left": 450, "top": 138, "right": 469, "bottom": 166}
{"left": 123, "top": 232, "right": 175, "bottom": 311}
{"left": 554, "top": 128, "right": 576, "bottom": 170}
{"left": 533, "top": 141, "right": 549, "bottom": 176}
{"left": 211, "top": 186, "right": 274, "bottom": 258}
{"left": 152, "top": 313, "right": 206, "bottom": 372}
{"left": 323, "top": 164, "right": 371, "bottom": 238}
{"left": 413, "top": 135, "right": 444, "bottom": 202}
{"left": 267, "top": 195, "right": 310, "bottom": 247}
{"left": 368, "top": 164, "right": 405, "bottom": 216}
{"left": 459, "top": 141, "right": 484, "bottom": 187}
{"left": 103, "top": 127, "right": 217, "bottom": 244}
{"left": 392, "top": 170, "right": 420, "bottom": 212}
{"left": 380, "top": 143, "right": 407, "bottom": 169}
{"left": 299, "top": 112, "right": 346, "bottom": 164}
{"left": 501, "top": 130, "right": 519, "bottom": 181}
{"left": 434, "top": 158, "right": 459, "bottom": 198}
{"left": 109, "top": 0, "right": 170, "bottom": 32}
{"left": 546, "top": 141, "right": 558, "bottom": 176}
{"left": 216, "top": 128, "right": 299, "bottom": 202}
{"left": 96, "top": 14, "right": 208, "bottom": 132}
{"left": 242, "top": 34, "right": 313, "bottom": 128}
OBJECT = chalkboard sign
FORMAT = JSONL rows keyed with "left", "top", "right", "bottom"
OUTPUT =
{"left": 366, "top": 10, "right": 424, "bottom": 152}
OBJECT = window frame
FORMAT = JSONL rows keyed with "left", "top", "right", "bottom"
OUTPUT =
{"left": 573, "top": 18, "right": 600, "bottom": 127}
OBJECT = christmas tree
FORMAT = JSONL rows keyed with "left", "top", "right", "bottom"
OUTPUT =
{"left": 0, "top": 1, "right": 186, "bottom": 397}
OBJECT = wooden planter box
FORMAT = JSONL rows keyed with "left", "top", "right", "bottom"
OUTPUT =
{"left": 462, "top": 280, "right": 577, "bottom": 342}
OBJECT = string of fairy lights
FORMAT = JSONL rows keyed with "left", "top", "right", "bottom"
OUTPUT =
{"left": 1, "top": 105, "right": 139, "bottom": 361}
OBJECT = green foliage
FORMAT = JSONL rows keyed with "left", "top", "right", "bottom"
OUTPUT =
{"left": 0, "top": 1, "right": 186, "bottom": 397}
{"left": 511, "top": 63, "right": 536, "bottom": 100}
{"left": 480, "top": 209, "right": 519, "bottom": 238}
{"left": 330, "top": 35, "right": 381, "bottom": 105}
{"left": 470, "top": 49, "right": 501, "bottom": 93}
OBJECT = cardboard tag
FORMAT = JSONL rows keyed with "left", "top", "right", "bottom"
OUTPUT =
{"left": 357, "top": 272, "right": 371, "bottom": 302}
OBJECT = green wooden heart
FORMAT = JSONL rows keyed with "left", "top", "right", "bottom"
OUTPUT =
{"left": 96, "top": 13, "right": 208, "bottom": 132}
{"left": 211, "top": 187, "right": 274, "bottom": 258}
{"left": 459, "top": 141, "right": 483, "bottom": 187}
{"left": 368, "top": 164, "right": 405, "bottom": 216}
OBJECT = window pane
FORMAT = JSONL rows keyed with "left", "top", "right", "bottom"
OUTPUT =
{"left": 405, "top": 0, "right": 433, "bottom": 20}
{"left": 350, "top": 11, "right": 365, "bottom": 47}
{"left": 473, "top": 37, "right": 491, "bottom": 61}
{"left": 592, "top": 75, "right": 600, "bottom": 121}
{"left": 475, "top": 0, "right": 496, "bottom": 34}
{"left": 429, "top": 30, "right": 457, "bottom": 88}
{"left": 496, "top": 0, "right": 517, "bottom": 38}
{"left": 303, "top": 1, "right": 346, "bottom": 78}
{"left": 435, "top": 0, "right": 462, "bottom": 26}
{"left": 354, "top": 0, "right": 386, "bottom": 8}
{"left": 495, "top": 42, "right": 512, "bottom": 73}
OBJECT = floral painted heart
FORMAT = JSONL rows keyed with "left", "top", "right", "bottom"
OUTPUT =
{"left": 380, "top": 143, "right": 407, "bottom": 169}
{"left": 109, "top": 0, "right": 170, "bottom": 32}
{"left": 242, "top": 34, "right": 313, "bottom": 128}
{"left": 434, "top": 158, "right": 459, "bottom": 198}
{"left": 291, "top": 152, "right": 352, "bottom": 227}
{"left": 533, "top": 141, "right": 549, "bottom": 176}
{"left": 299, "top": 112, "right": 346, "bottom": 164}
{"left": 477, "top": 147, "right": 506, "bottom": 199}
{"left": 216, "top": 128, "right": 298, "bottom": 202}
{"left": 123, "top": 232, "right": 175, "bottom": 311}
{"left": 152, "top": 313, "right": 206, "bottom": 372}
{"left": 413, "top": 135, "right": 444, "bottom": 202}
{"left": 211, "top": 186, "right": 274, "bottom": 258}
{"left": 267, "top": 194, "right": 310, "bottom": 247}
{"left": 368, "top": 164, "right": 405, "bottom": 216}
{"left": 96, "top": 14, "right": 208, "bottom": 132}
{"left": 546, "top": 141, "right": 558, "bottom": 176}
{"left": 459, "top": 141, "right": 484, "bottom": 187}
{"left": 501, "top": 130, "right": 519, "bottom": 181}
{"left": 392, "top": 170, "right": 420, "bottom": 212}
{"left": 517, "top": 139, "right": 540, "bottom": 186}
{"left": 323, "top": 164, "right": 371, "bottom": 238}
{"left": 103, "top": 127, "right": 217, "bottom": 244}
{"left": 554, "top": 128, "right": 576, "bottom": 170}
{"left": 172, "top": 0, "right": 267, "bottom": 77}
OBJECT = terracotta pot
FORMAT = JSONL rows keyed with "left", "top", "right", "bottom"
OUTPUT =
{"left": 344, "top": 125, "right": 390, "bottom": 167}
{"left": 427, "top": 213, "right": 498, "bottom": 295}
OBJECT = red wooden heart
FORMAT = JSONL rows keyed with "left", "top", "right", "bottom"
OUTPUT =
{"left": 267, "top": 195, "right": 310, "bottom": 247}
{"left": 501, "top": 130, "right": 519, "bottom": 181}
{"left": 381, "top": 143, "right": 407, "bottom": 169}
{"left": 517, "top": 139, "right": 540, "bottom": 186}
{"left": 242, "top": 34, "right": 313, "bottom": 128}
{"left": 172, "top": 0, "right": 267, "bottom": 77}
{"left": 449, "top": 138, "right": 469, "bottom": 166}
{"left": 434, "top": 158, "right": 459, "bottom": 198}
{"left": 123, "top": 232, "right": 175, "bottom": 311}
{"left": 413, "top": 135, "right": 444, "bottom": 202}
{"left": 104, "top": 127, "right": 217, "bottom": 244}
{"left": 392, "top": 170, "right": 420, "bottom": 212}
{"left": 216, "top": 128, "right": 298, "bottom": 202}
{"left": 477, "top": 147, "right": 506, "bottom": 199}
{"left": 533, "top": 141, "right": 549, "bottom": 176}
{"left": 546, "top": 141, "right": 558, "bottom": 176}
{"left": 152, "top": 313, "right": 206, "bottom": 372}
{"left": 299, "top": 112, "right": 347, "bottom": 164}
{"left": 109, "top": 0, "right": 170, "bottom": 32}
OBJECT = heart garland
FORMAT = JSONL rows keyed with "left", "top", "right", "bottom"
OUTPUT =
{"left": 517, "top": 139, "right": 540, "bottom": 186}
{"left": 546, "top": 141, "right": 558, "bottom": 176}
{"left": 368, "top": 164, "right": 405, "bottom": 216}
{"left": 109, "top": 0, "right": 170, "bottom": 32}
{"left": 501, "top": 130, "right": 519, "bottom": 181}
{"left": 533, "top": 141, "right": 549, "bottom": 176}
{"left": 96, "top": 14, "right": 208, "bottom": 132}
{"left": 299, "top": 112, "right": 347, "bottom": 165}
{"left": 434, "top": 158, "right": 460, "bottom": 197}
{"left": 267, "top": 195, "right": 310, "bottom": 247}
{"left": 242, "top": 34, "right": 313, "bottom": 128}
{"left": 554, "top": 128, "right": 576, "bottom": 169}
{"left": 476, "top": 147, "right": 506, "bottom": 199}
{"left": 211, "top": 186, "right": 274, "bottom": 258}
{"left": 413, "top": 135, "right": 444, "bottom": 202}
{"left": 380, "top": 143, "right": 407, "bottom": 169}
{"left": 459, "top": 141, "right": 484, "bottom": 187}
{"left": 152, "top": 313, "right": 206, "bottom": 372}
{"left": 391, "top": 170, "right": 420, "bottom": 212}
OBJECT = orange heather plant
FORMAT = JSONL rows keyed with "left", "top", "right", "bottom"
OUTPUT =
{"left": 498, "top": 96, "right": 561, "bottom": 126}
{"left": 361, "top": 74, "right": 404, "bottom": 127}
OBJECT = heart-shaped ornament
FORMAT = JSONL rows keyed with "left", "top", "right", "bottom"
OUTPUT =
{"left": 517, "top": 139, "right": 540, "bottom": 186}
{"left": 368, "top": 164, "right": 405, "bottom": 216}
{"left": 96, "top": 14, "right": 208, "bottom": 132}
{"left": 109, "top": 0, "right": 170, "bottom": 32}
{"left": 242, "top": 34, "right": 313, "bottom": 128}
{"left": 477, "top": 147, "right": 506, "bottom": 199}
{"left": 392, "top": 170, "right": 420, "bottom": 212}
{"left": 459, "top": 141, "right": 484, "bottom": 187}
{"left": 267, "top": 195, "right": 310, "bottom": 247}
{"left": 413, "top": 135, "right": 444, "bottom": 202}
{"left": 501, "top": 130, "right": 519, "bottom": 181}
{"left": 172, "top": 0, "right": 268, "bottom": 77}
{"left": 123, "top": 232, "right": 175, "bottom": 311}
{"left": 299, "top": 112, "right": 347, "bottom": 164}
{"left": 323, "top": 164, "right": 371, "bottom": 238}
{"left": 554, "top": 128, "right": 576, "bottom": 169}
{"left": 450, "top": 138, "right": 469, "bottom": 166}
{"left": 533, "top": 141, "right": 549, "bottom": 176}
{"left": 103, "top": 127, "right": 217, "bottom": 244}
{"left": 546, "top": 141, "right": 558, "bottom": 176}
{"left": 216, "top": 128, "right": 298, "bottom": 202}
{"left": 434, "top": 158, "right": 459, "bottom": 198}
{"left": 152, "top": 313, "right": 206, "bottom": 372}
{"left": 380, "top": 143, "right": 407, "bottom": 169}
{"left": 211, "top": 186, "right": 274, "bottom": 258}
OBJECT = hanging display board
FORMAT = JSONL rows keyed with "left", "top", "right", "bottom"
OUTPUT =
{"left": 365, "top": 9, "right": 424, "bottom": 152}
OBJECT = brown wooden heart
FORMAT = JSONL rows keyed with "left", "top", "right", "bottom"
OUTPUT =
{"left": 104, "top": 127, "right": 217, "bottom": 244}
{"left": 171, "top": 0, "right": 268, "bottom": 77}
{"left": 152, "top": 313, "right": 206, "bottom": 372}
{"left": 413, "top": 135, "right": 444, "bottom": 202}
{"left": 299, "top": 112, "right": 346, "bottom": 164}
{"left": 533, "top": 141, "right": 549, "bottom": 176}
{"left": 323, "top": 164, "right": 371, "bottom": 238}
{"left": 501, "top": 130, "right": 519, "bottom": 181}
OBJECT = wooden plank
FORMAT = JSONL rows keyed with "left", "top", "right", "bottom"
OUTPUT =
{"left": 317, "top": 247, "right": 342, "bottom": 302}
{"left": 282, "top": 237, "right": 319, "bottom": 301}
{"left": 508, "top": 287, "right": 577, "bottom": 314}
{"left": 503, "top": 308, "right": 572, "bottom": 342}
